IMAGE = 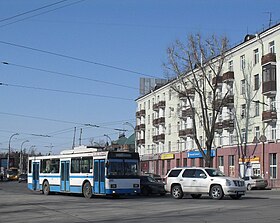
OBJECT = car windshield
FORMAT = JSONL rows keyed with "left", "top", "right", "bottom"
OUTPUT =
{"left": 205, "top": 169, "right": 225, "bottom": 177}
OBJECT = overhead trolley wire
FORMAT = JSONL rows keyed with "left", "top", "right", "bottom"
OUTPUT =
{"left": 1, "top": 61, "right": 138, "bottom": 90}
{"left": 0, "top": 40, "right": 160, "bottom": 79}
{"left": 0, "top": 82, "right": 135, "bottom": 101}
{"left": 0, "top": 0, "right": 86, "bottom": 28}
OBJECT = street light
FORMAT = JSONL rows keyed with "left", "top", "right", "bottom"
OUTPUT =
{"left": 104, "top": 134, "right": 112, "bottom": 148}
{"left": 20, "top": 140, "right": 29, "bottom": 173}
{"left": 124, "top": 122, "right": 137, "bottom": 153}
{"left": 7, "top": 133, "right": 19, "bottom": 170}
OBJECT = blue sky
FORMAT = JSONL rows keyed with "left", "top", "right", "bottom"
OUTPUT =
{"left": 0, "top": 0, "right": 279, "bottom": 154}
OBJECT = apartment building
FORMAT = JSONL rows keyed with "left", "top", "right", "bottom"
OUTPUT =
{"left": 135, "top": 23, "right": 280, "bottom": 187}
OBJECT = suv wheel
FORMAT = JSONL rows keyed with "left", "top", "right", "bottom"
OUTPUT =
{"left": 210, "top": 185, "right": 224, "bottom": 200}
{"left": 172, "top": 185, "right": 183, "bottom": 199}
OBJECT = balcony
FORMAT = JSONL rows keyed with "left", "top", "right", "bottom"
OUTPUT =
{"left": 224, "top": 95, "right": 234, "bottom": 107}
{"left": 152, "top": 117, "right": 165, "bottom": 126}
{"left": 179, "top": 108, "right": 194, "bottom": 119}
{"left": 137, "top": 139, "right": 145, "bottom": 145}
{"left": 136, "top": 124, "right": 145, "bottom": 131}
{"left": 261, "top": 53, "right": 276, "bottom": 65}
{"left": 214, "top": 122, "right": 223, "bottom": 133}
{"left": 178, "top": 128, "right": 194, "bottom": 138}
{"left": 262, "top": 110, "right": 277, "bottom": 123}
{"left": 136, "top": 109, "right": 146, "bottom": 117}
{"left": 222, "top": 71, "right": 234, "bottom": 82}
{"left": 153, "top": 103, "right": 159, "bottom": 111}
{"left": 212, "top": 76, "right": 223, "bottom": 86}
{"left": 153, "top": 101, "right": 166, "bottom": 111}
{"left": 152, "top": 134, "right": 165, "bottom": 143}
{"left": 223, "top": 119, "right": 234, "bottom": 131}
{"left": 178, "top": 88, "right": 195, "bottom": 100}
{"left": 262, "top": 80, "right": 276, "bottom": 96}
{"left": 158, "top": 100, "right": 166, "bottom": 108}
{"left": 214, "top": 98, "right": 223, "bottom": 110}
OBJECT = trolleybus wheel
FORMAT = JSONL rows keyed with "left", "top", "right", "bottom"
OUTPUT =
{"left": 83, "top": 181, "right": 92, "bottom": 199}
{"left": 43, "top": 181, "right": 50, "bottom": 195}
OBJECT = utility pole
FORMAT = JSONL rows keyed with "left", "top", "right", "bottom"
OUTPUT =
{"left": 72, "top": 127, "right": 76, "bottom": 149}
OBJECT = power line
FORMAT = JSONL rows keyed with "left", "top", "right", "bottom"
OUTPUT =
{"left": 0, "top": 82, "right": 134, "bottom": 101}
{"left": 0, "top": 0, "right": 68, "bottom": 23}
{"left": 0, "top": 40, "right": 160, "bottom": 78}
{"left": 1, "top": 61, "right": 138, "bottom": 90}
{"left": 0, "top": 0, "right": 86, "bottom": 28}
{"left": 0, "top": 111, "right": 135, "bottom": 132}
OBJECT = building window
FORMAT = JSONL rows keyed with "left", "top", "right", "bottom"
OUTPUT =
{"left": 269, "top": 153, "right": 277, "bottom": 179}
{"left": 168, "top": 123, "right": 171, "bottom": 135}
{"left": 241, "top": 104, "right": 246, "bottom": 118}
{"left": 148, "top": 100, "right": 150, "bottom": 109}
{"left": 219, "top": 134, "right": 223, "bottom": 146}
{"left": 255, "top": 126, "right": 260, "bottom": 140}
{"left": 199, "top": 136, "right": 203, "bottom": 146}
{"left": 229, "top": 155, "right": 235, "bottom": 166}
{"left": 263, "top": 64, "right": 276, "bottom": 83}
{"left": 199, "top": 115, "right": 203, "bottom": 127}
{"left": 191, "top": 158, "right": 195, "bottom": 167}
{"left": 228, "top": 60, "right": 233, "bottom": 71}
{"left": 218, "top": 156, "right": 224, "bottom": 166}
{"left": 168, "top": 141, "right": 171, "bottom": 152}
{"left": 269, "top": 41, "right": 275, "bottom": 54}
{"left": 254, "top": 74, "right": 259, "bottom": 90}
{"left": 183, "top": 158, "right": 187, "bottom": 167}
{"left": 162, "top": 160, "right": 165, "bottom": 176}
{"left": 254, "top": 48, "right": 259, "bottom": 65}
{"left": 241, "top": 129, "right": 246, "bottom": 143}
{"left": 271, "top": 122, "right": 276, "bottom": 140}
{"left": 240, "top": 55, "right": 245, "bottom": 70}
{"left": 255, "top": 101, "right": 259, "bottom": 116}
{"left": 199, "top": 158, "right": 204, "bottom": 167}
{"left": 176, "top": 159, "right": 180, "bottom": 167}
{"left": 167, "top": 160, "right": 171, "bottom": 174}
{"left": 229, "top": 134, "right": 234, "bottom": 145}
{"left": 169, "top": 89, "right": 172, "bottom": 101}
{"left": 241, "top": 79, "right": 245, "bottom": 94}
{"left": 270, "top": 97, "right": 276, "bottom": 111}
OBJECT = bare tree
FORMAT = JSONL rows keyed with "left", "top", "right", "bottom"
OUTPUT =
{"left": 164, "top": 34, "right": 230, "bottom": 167}
{"left": 233, "top": 62, "right": 260, "bottom": 177}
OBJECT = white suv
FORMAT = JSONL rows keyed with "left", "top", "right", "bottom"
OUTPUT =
{"left": 165, "top": 167, "right": 246, "bottom": 200}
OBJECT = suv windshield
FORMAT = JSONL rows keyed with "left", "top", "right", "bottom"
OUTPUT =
{"left": 205, "top": 169, "right": 225, "bottom": 177}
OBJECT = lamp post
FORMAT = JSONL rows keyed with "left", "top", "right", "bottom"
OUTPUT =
{"left": 124, "top": 122, "right": 137, "bottom": 153}
{"left": 7, "top": 133, "right": 19, "bottom": 170}
{"left": 104, "top": 134, "right": 112, "bottom": 149}
{"left": 20, "top": 140, "right": 29, "bottom": 173}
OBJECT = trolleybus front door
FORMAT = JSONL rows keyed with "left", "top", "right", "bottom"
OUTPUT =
{"left": 60, "top": 161, "right": 70, "bottom": 192}
{"left": 94, "top": 159, "right": 105, "bottom": 194}
{"left": 32, "top": 162, "right": 39, "bottom": 190}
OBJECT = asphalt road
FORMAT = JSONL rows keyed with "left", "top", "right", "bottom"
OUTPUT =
{"left": 0, "top": 181, "right": 280, "bottom": 223}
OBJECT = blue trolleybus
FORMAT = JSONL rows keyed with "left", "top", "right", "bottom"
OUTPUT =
{"left": 27, "top": 146, "right": 140, "bottom": 198}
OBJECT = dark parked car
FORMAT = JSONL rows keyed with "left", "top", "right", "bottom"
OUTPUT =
{"left": 142, "top": 173, "right": 163, "bottom": 182}
{"left": 140, "top": 176, "right": 166, "bottom": 196}
{"left": 18, "top": 173, "right": 27, "bottom": 183}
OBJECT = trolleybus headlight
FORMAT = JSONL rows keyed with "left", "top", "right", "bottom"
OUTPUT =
{"left": 133, "top": 184, "right": 139, "bottom": 188}
{"left": 110, "top": 184, "right": 117, "bottom": 188}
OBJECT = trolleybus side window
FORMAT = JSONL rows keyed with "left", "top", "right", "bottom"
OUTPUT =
{"left": 81, "top": 157, "right": 93, "bottom": 173}
{"left": 71, "top": 158, "right": 80, "bottom": 173}
{"left": 41, "top": 159, "right": 60, "bottom": 173}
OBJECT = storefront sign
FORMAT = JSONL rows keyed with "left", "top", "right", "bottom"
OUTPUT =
{"left": 238, "top": 156, "right": 260, "bottom": 163}
{"left": 187, "top": 149, "right": 216, "bottom": 158}
{"left": 161, "top": 153, "right": 174, "bottom": 160}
